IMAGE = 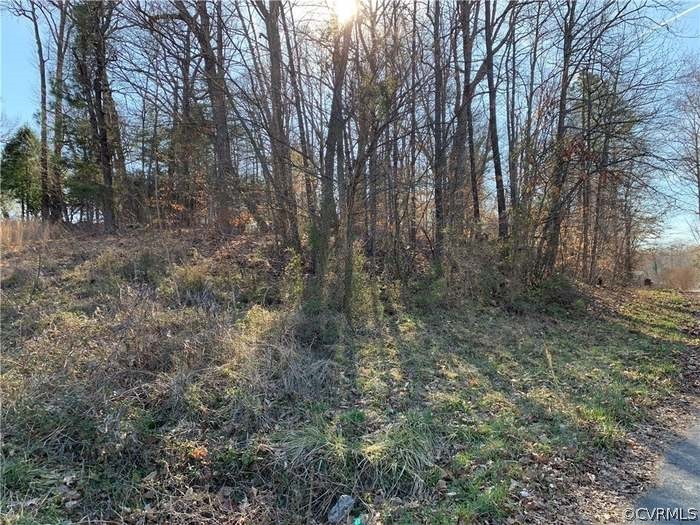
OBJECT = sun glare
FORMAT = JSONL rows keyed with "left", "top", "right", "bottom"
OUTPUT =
{"left": 333, "top": 0, "right": 358, "bottom": 24}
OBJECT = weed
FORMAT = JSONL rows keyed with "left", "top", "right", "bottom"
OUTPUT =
{"left": 1, "top": 232, "right": 693, "bottom": 524}
{"left": 0, "top": 220, "right": 64, "bottom": 250}
{"left": 361, "top": 410, "right": 438, "bottom": 493}
{"left": 508, "top": 273, "right": 585, "bottom": 316}
{"left": 280, "top": 252, "right": 304, "bottom": 305}
{"left": 1, "top": 267, "right": 32, "bottom": 290}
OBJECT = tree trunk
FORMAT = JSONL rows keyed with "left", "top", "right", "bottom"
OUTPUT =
{"left": 28, "top": 1, "right": 50, "bottom": 222}
{"left": 408, "top": 0, "right": 418, "bottom": 249}
{"left": 92, "top": 3, "right": 116, "bottom": 232}
{"left": 485, "top": 0, "right": 508, "bottom": 239}
{"left": 317, "top": 21, "right": 352, "bottom": 275}
{"left": 263, "top": 1, "right": 300, "bottom": 250}
{"left": 448, "top": 1, "right": 474, "bottom": 235}
{"left": 280, "top": 7, "right": 317, "bottom": 230}
{"left": 175, "top": 1, "right": 237, "bottom": 226}
{"left": 104, "top": 85, "right": 128, "bottom": 214}
{"left": 50, "top": 1, "right": 69, "bottom": 222}
{"left": 506, "top": 8, "right": 519, "bottom": 212}
{"left": 539, "top": 0, "right": 576, "bottom": 274}
{"left": 433, "top": 0, "right": 445, "bottom": 262}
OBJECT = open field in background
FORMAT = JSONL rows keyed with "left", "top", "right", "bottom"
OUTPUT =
{"left": 1, "top": 228, "right": 698, "bottom": 524}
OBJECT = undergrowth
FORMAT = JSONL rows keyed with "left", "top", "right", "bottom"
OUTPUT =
{"left": 0, "top": 230, "right": 695, "bottom": 523}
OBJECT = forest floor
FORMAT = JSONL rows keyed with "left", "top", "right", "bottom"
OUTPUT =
{"left": 1, "top": 228, "right": 699, "bottom": 524}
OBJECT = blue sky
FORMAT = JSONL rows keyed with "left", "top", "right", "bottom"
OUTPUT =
{"left": 1, "top": 3, "right": 699, "bottom": 243}
{"left": 658, "top": 3, "right": 700, "bottom": 245}
{"left": 1, "top": 7, "right": 40, "bottom": 131}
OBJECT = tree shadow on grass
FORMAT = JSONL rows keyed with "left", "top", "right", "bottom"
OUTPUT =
{"left": 347, "top": 293, "right": 697, "bottom": 522}
{"left": 3, "top": 240, "right": 698, "bottom": 525}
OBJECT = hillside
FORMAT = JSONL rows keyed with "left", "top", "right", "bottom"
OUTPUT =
{"left": 1, "top": 229, "right": 698, "bottom": 524}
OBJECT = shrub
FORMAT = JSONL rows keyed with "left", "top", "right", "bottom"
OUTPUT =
{"left": 443, "top": 239, "right": 510, "bottom": 302}
{"left": 86, "top": 247, "right": 167, "bottom": 293}
{"left": 280, "top": 252, "right": 304, "bottom": 305}
{"left": 159, "top": 263, "right": 231, "bottom": 308}
{"left": 294, "top": 308, "right": 347, "bottom": 348}
{"left": 347, "top": 246, "right": 382, "bottom": 324}
{"left": 86, "top": 249, "right": 126, "bottom": 293}
{"left": 508, "top": 273, "right": 584, "bottom": 316}
{"left": 661, "top": 266, "right": 699, "bottom": 290}
{"left": 1, "top": 267, "right": 32, "bottom": 289}
{"left": 412, "top": 275, "right": 448, "bottom": 308}
{"left": 127, "top": 248, "right": 165, "bottom": 285}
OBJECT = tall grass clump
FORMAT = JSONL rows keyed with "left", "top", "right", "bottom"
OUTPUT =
{"left": 267, "top": 409, "right": 440, "bottom": 520}
{"left": 0, "top": 219, "right": 64, "bottom": 250}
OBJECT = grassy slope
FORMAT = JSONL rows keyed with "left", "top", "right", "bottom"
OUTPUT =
{"left": 1, "top": 231, "right": 697, "bottom": 524}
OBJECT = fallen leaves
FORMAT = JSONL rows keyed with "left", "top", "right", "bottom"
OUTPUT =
{"left": 190, "top": 445, "right": 209, "bottom": 460}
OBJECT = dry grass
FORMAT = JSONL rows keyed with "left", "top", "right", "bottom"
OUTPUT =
{"left": 1, "top": 230, "right": 697, "bottom": 524}
{"left": 0, "top": 220, "right": 67, "bottom": 251}
{"left": 660, "top": 265, "right": 699, "bottom": 290}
